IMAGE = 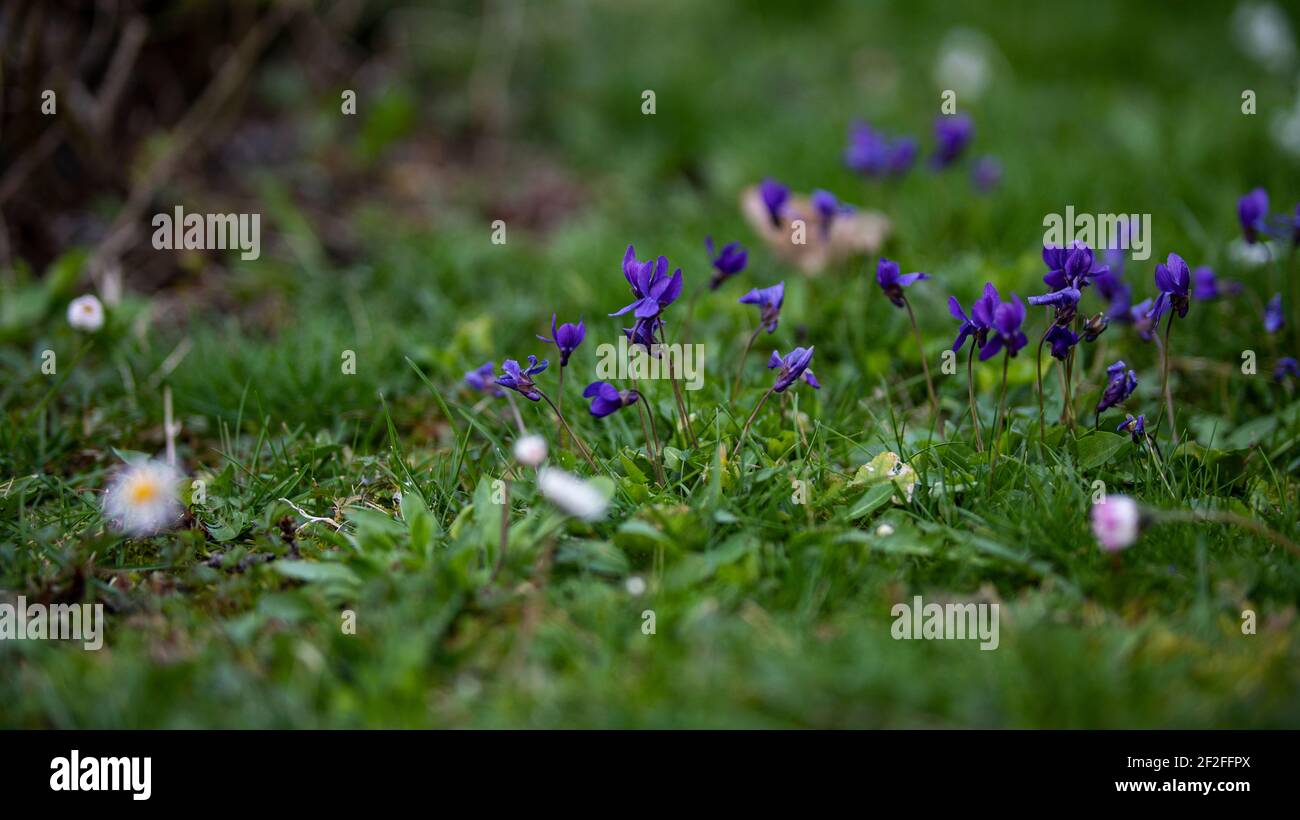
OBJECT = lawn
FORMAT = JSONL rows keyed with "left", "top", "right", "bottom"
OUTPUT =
{"left": 2, "top": 0, "right": 1300, "bottom": 728}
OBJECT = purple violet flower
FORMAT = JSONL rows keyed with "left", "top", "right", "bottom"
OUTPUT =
{"left": 876, "top": 257, "right": 930, "bottom": 308}
{"left": 971, "top": 155, "right": 1002, "bottom": 193}
{"left": 1152, "top": 252, "right": 1191, "bottom": 323}
{"left": 980, "top": 293, "right": 1029, "bottom": 361}
{"left": 1046, "top": 325, "right": 1079, "bottom": 360}
{"left": 1097, "top": 360, "right": 1138, "bottom": 413}
{"left": 845, "top": 124, "right": 917, "bottom": 178}
{"left": 739, "top": 282, "right": 785, "bottom": 333}
{"left": 1192, "top": 266, "right": 1242, "bottom": 301}
{"left": 1238, "top": 188, "right": 1269, "bottom": 244}
{"left": 1265, "top": 293, "right": 1285, "bottom": 333}
{"left": 611, "top": 245, "right": 683, "bottom": 320}
{"left": 583, "top": 381, "right": 640, "bottom": 418}
{"left": 1276, "top": 357, "right": 1299, "bottom": 381}
{"left": 767, "top": 347, "right": 820, "bottom": 393}
{"left": 930, "top": 113, "right": 973, "bottom": 169}
{"left": 705, "top": 236, "right": 748, "bottom": 289}
{"left": 759, "top": 178, "right": 789, "bottom": 226}
{"left": 623, "top": 318, "right": 661, "bottom": 353}
{"left": 1093, "top": 269, "right": 1132, "bottom": 320}
{"left": 1043, "top": 242, "right": 1107, "bottom": 292}
{"left": 465, "top": 361, "right": 504, "bottom": 397}
{"left": 887, "top": 137, "right": 919, "bottom": 176}
{"left": 810, "top": 189, "right": 852, "bottom": 237}
{"left": 537, "top": 314, "right": 586, "bottom": 366}
{"left": 1117, "top": 413, "right": 1147, "bottom": 443}
{"left": 1082, "top": 312, "right": 1109, "bottom": 343}
{"left": 948, "top": 283, "right": 999, "bottom": 352}
{"left": 495, "top": 356, "right": 549, "bottom": 402}
{"left": 1028, "top": 286, "right": 1082, "bottom": 311}
{"left": 1130, "top": 299, "right": 1158, "bottom": 341}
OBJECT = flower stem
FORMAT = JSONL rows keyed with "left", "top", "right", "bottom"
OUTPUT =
{"left": 1064, "top": 347, "right": 1076, "bottom": 434}
{"left": 557, "top": 365, "right": 568, "bottom": 447}
{"left": 737, "top": 386, "right": 775, "bottom": 460}
{"left": 636, "top": 393, "right": 667, "bottom": 485}
{"left": 990, "top": 351, "right": 1010, "bottom": 481}
{"left": 1160, "top": 314, "right": 1178, "bottom": 444}
{"left": 1158, "top": 508, "right": 1300, "bottom": 559}
{"left": 503, "top": 392, "right": 526, "bottom": 434}
{"left": 903, "top": 296, "right": 939, "bottom": 425}
{"left": 1034, "top": 324, "right": 1050, "bottom": 447}
{"left": 537, "top": 389, "right": 599, "bottom": 472}
{"left": 966, "top": 342, "right": 984, "bottom": 452}
{"left": 657, "top": 328, "right": 698, "bottom": 448}
{"left": 732, "top": 325, "right": 763, "bottom": 398}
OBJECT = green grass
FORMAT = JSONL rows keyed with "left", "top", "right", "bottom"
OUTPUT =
{"left": 3, "top": 0, "right": 1300, "bottom": 727}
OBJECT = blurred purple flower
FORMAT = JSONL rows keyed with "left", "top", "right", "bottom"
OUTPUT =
{"left": 1192, "top": 266, "right": 1242, "bottom": 301}
{"left": 465, "top": 361, "right": 504, "bottom": 397}
{"left": 971, "top": 155, "right": 1002, "bottom": 193}
{"left": 705, "top": 236, "right": 748, "bottom": 290}
{"left": 759, "top": 178, "right": 789, "bottom": 226}
{"left": 1276, "top": 357, "right": 1299, "bottom": 381}
{"left": 1130, "top": 299, "right": 1158, "bottom": 341}
{"left": 1238, "top": 187, "right": 1269, "bottom": 244}
{"left": 810, "top": 189, "right": 852, "bottom": 237}
{"left": 930, "top": 113, "right": 973, "bottom": 169}
{"left": 845, "top": 123, "right": 917, "bottom": 179}
{"left": 1093, "top": 269, "right": 1132, "bottom": 320}
{"left": 1265, "top": 293, "right": 1285, "bottom": 333}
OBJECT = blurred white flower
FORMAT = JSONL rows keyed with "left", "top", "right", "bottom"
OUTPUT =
{"left": 1271, "top": 85, "right": 1300, "bottom": 158}
{"left": 1233, "top": 2, "right": 1295, "bottom": 73}
{"left": 933, "top": 28, "right": 995, "bottom": 101}
{"left": 1091, "top": 495, "right": 1141, "bottom": 552}
{"left": 537, "top": 467, "right": 607, "bottom": 521}
{"left": 103, "top": 459, "right": 183, "bottom": 536}
{"left": 513, "top": 434, "right": 548, "bottom": 467}
{"left": 67, "top": 295, "right": 104, "bottom": 332}
{"left": 1228, "top": 237, "right": 1272, "bottom": 268}
{"left": 875, "top": 523, "right": 895, "bottom": 537}
{"left": 625, "top": 575, "right": 647, "bottom": 596}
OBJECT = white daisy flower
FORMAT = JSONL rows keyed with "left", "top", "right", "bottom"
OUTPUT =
{"left": 537, "top": 467, "right": 607, "bottom": 521}
{"left": 513, "top": 434, "right": 548, "bottom": 467}
{"left": 103, "top": 459, "right": 183, "bottom": 536}
{"left": 625, "top": 575, "right": 647, "bottom": 596}
{"left": 67, "top": 295, "right": 105, "bottom": 332}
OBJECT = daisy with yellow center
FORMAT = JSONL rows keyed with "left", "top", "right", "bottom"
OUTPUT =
{"left": 103, "top": 460, "right": 182, "bottom": 536}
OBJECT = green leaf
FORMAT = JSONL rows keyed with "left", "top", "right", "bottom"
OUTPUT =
{"left": 848, "top": 483, "right": 895, "bottom": 519}
{"left": 1075, "top": 431, "right": 1130, "bottom": 470}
